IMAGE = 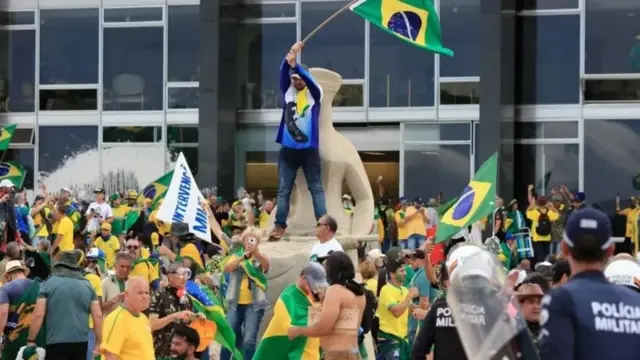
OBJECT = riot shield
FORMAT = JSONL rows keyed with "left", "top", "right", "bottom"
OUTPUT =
{"left": 446, "top": 250, "right": 540, "bottom": 360}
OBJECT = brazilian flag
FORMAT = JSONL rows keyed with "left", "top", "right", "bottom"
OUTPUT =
{"left": 435, "top": 152, "right": 498, "bottom": 243}
{"left": 254, "top": 284, "right": 320, "bottom": 360}
{"left": 0, "top": 161, "right": 26, "bottom": 188}
{"left": 123, "top": 171, "right": 173, "bottom": 232}
{"left": 185, "top": 280, "right": 242, "bottom": 360}
{"left": 138, "top": 171, "right": 173, "bottom": 208}
{"left": 0, "top": 124, "right": 17, "bottom": 151}
{"left": 350, "top": 0, "right": 453, "bottom": 56}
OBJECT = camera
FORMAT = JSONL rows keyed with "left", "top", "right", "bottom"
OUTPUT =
{"left": 246, "top": 237, "right": 257, "bottom": 246}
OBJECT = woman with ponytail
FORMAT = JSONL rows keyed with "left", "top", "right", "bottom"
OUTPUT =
{"left": 288, "top": 251, "right": 367, "bottom": 360}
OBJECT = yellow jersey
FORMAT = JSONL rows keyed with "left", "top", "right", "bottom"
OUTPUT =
{"left": 395, "top": 210, "right": 409, "bottom": 240}
{"left": 33, "top": 207, "right": 52, "bottom": 237}
{"left": 101, "top": 306, "right": 155, "bottom": 360}
{"left": 55, "top": 216, "right": 75, "bottom": 251}
{"left": 526, "top": 208, "right": 559, "bottom": 242}
{"left": 404, "top": 206, "right": 426, "bottom": 237}
{"left": 85, "top": 272, "right": 103, "bottom": 329}
{"left": 229, "top": 254, "right": 252, "bottom": 304}
{"left": 94, "top": 235, "right": 121, "bottom": 269}
{"left": 376, "top": 283, "right": 409, "bottom": 338}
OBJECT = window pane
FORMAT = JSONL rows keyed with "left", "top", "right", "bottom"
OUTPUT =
{"left": 238, "top": 23, "right": 296, "bottom": 109}
{"left": 502, "top": 121, "right": 579, "bottom": 139}
{"left": 244, "top": 3, "right": 296, "bottom": 18}
{"left": 519, "top": 0, "right": 578, "bottom": 10}
{"left": 440, "top": 0, "right": 480, "bottom": 76}
{"left": 404, "top": 123, "right": 470, "bottom": 142}
{"left": 11, "top": 128, "right": 34, "bottom": 144}
{"left": 585, "top": 120, "right": 640, "bottom": 213}
{"left": 440, "top": 81, "right": 479, "bottom": 105}
{"left": 586, "top": 1, "right": 640, "bottom": 74}
{"left": 168, "top": 125, "right": 198, "bottom": 144}
{"left": 103, "top": 126, "right": 162, "bottom": 143}
{"left": 102, "top": 145, "right": 166, "bottom": 193}
{"left": 301, "top": 1, "right": 364, "bottom": 79}
{"left": 168, "top": 6, "right": 199, "bottom": 82}
{"left": 168, "top": 87, "right": 198, "bottom": 109}
{"left": 370, "top": 27, "right": 434, "bottom": 107}
{"left": 584, "top": 79, "right": 640, "bottom": 103}
{"left": 169, "top": 146, "right": 198, "bottom": 175}
{"left": 2, "top": 149, "right": 34, "bottom": 190}
{"left": 40, "top": 9, "right": 99, "bottom": 84}
{"left": 0, "top": 11, "right": 35, "bottom": 25}
{"left": 333, "top": 84, "right": 363, "bottom": 107}
{"left": 0, "top": 30, "right": 36, "bottom": 113}
{"left": 404, "top": 144, "right": 470, "bottom": 199}
{"left": 39, "top": 89, "right": 97, "bottom": 110}
{"left": 38, "top": 126, "right": 98, "bottom": 190}
{"left": 509, "top": 144, "right": 579, "bottom": 196}
{"left": 518, "top": 15, "right": 580, "bottom": 104}
{"left": 103, "top": 27, "right": 163, "bottom": 111}
{"left": 104, "top": 7, "right": 163, "bottom": 22}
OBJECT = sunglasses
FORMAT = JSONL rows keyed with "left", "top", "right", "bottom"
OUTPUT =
{"left": 126, "top": 245, "right": 139, "bottom": 250}
{"left": 169, "top": 268, "right": 192, "bottom": 278}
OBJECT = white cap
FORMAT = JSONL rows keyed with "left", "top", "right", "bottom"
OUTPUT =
{"left": 367, "top": 249, "right": 385, "bottom": 260}
{"left": 87, "top": 248, "right": 101, "bottom": 259}
{"left": 0, "top": 179, "right": 15, "bottom": 188}
{"left": 508, "top": 269, "right": 527, "bottom": 286}
{"left": 605, "top": 259, "right": 640, "bottom": 290}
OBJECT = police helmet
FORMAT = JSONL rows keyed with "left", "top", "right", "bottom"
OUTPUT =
{"left": 604, "top": 258, "right": 640, "bottom": 292}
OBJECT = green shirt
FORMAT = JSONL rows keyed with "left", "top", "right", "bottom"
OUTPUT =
{"left": 403, "top": 264, "right": 416, "bottom": 288}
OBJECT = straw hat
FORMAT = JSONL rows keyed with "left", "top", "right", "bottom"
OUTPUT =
{"left": 4, "top": 260, "right": 29, "bottom": 277}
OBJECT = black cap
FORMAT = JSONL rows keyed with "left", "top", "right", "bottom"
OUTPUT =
{"left": 563, "top": 208, "right": 613, "bottom": 250}
{"left": 35, "top": 194, "right": 45, "bottom": 202}
{"left": 171, "top": 222, "right": 191, "bottom": 237}
{"left": 552, "top": 259, "right": 571, "bottom": 284}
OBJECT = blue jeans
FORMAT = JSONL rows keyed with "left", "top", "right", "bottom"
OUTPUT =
{"left": 275, "top": 147, "right": 327, "bottom": 228}
{"left": 398, "top": 239, "right": 408, "bottom": 250}
{"left": 220, "top": 304, "right": 265, "bottom": 360}
{"left": 199, "top": 347, "right": 209, "bottom": 360}
{"left": 407, "top": 234, "right": 425, "bottom": 250}
{"left": 87, "top": 331, "right": 95, "bottom": 360}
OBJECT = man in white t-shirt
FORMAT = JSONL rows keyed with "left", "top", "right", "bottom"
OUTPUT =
{"left": 86, "top": 188, "right": 114, "bottom": 233}
{"left": 309, "top": 215, "right": 343, "bottom": 263}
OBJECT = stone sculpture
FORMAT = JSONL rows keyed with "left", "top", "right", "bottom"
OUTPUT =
{"left": 267, "top": 67, "right": 375, "bottom": 236}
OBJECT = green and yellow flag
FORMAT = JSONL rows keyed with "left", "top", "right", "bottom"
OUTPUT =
{"left": 435, "top": 152, "right": 498, "bottom": 243}
{"left": 254, "top": 284, "right": 320, "bottom": 360}
{"left": 138, "top": 170, "right": 173, "bottom": 208}
{"left": 0, "top": 124, "right": 17, "bottom": 151}
{"left": 123, "top": 171, "right": 174, "bottom": 232}
{"left": 0, "top": 162, "right": 26, "bottom": 188}
{"left": 223, "top": 246, "right": 268, "bottom": 292}
{"left": 350, "top": 0, "right": 453, "bottom": 56}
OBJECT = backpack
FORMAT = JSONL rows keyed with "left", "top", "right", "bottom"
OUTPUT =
{"left": 536, "top": 210, "right": 552, "bottom": 236}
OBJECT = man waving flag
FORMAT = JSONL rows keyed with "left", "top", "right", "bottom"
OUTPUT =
{"left": 435, "top": 153, "right": 498, "bottom": 243}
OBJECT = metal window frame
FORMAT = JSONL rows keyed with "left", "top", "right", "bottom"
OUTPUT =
{"left": 102, "top": 5, "right": 164, "bottom": 23}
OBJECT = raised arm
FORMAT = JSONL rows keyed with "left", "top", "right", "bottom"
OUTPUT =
{"left": 293, "top": 63, "right": 323, "bottom": 102}
{"left": 279, "top": 58, "right": 292, "bottom": 94}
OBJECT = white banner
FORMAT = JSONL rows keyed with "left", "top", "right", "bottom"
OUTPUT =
{"left": 157, "top": 152, "right": 212, "bottom": 243}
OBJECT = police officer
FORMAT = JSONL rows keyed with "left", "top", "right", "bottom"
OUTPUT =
{"left": 539, "top": 208, "right": 640, "bottom": 360}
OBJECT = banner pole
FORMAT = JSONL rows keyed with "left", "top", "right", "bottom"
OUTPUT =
{"left": 301, "top": 0, "right": 357, "bottom": 45}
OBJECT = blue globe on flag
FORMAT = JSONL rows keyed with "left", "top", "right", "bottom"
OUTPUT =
{"left": 451, "top": 186, "right": 476, "bottom": 221}
{"left": 143, "top": 185, "right": 157, "bottom": 199}
{"left": 0, "top": 163, "right": 11, "bottom": 177}
{"left": 387, "top": 11, "right": 422, "bottom": 42}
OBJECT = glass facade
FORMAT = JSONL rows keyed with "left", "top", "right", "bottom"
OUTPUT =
{"left": 0, "top": 0, "right": 637, "bottom": 210}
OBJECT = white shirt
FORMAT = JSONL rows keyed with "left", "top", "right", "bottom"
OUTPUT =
{"left": 309, "top": 237, "right": 343, "bottom": 261}
{"left": 88, "top": 201, "right": 113, "bottom": 221}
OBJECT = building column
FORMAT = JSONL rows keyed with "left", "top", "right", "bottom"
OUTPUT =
{"left": 477, "top": 0, "right": 516, "bottom": 201}
{"left": 198, "top": 0, "right": 240, "bottom": 200}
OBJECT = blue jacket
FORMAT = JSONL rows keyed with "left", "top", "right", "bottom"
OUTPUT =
{"left": 539, "top": 270, "right": 640, "bottom": 360}
{"left": 15, "top": 205, "right": 29, "bottom": 234}
{"left": 276, "top": 59, "right": 323, "bottom": 149}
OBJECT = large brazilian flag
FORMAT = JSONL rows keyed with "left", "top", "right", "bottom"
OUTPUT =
{"left": 350, "top": 0, "right": 453, "bottom": 56}
{"left": 254, "top": 284, "right": 321, "bottom": 360}
{"left": 435, "top": 152, "right": 498, "bottom": 243}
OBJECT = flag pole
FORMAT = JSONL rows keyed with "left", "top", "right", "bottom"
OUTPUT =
{"left": 301, "top": 0, "right": 358, "bottom": 44}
